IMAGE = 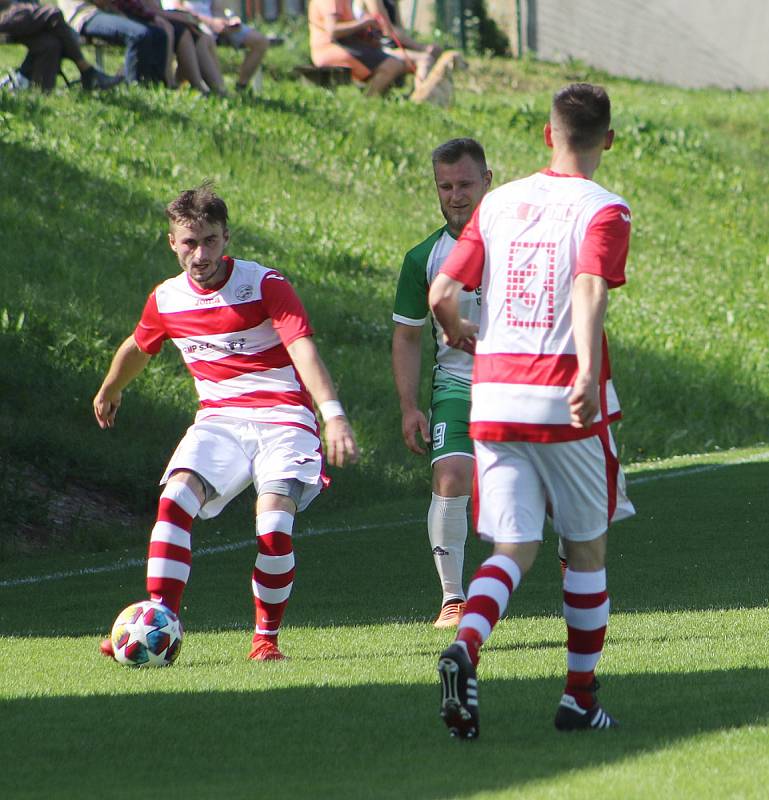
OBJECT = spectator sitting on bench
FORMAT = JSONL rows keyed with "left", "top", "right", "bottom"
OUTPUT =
{"left": 113, "top": 0, "right": 227, "bottom": 94}
{"left": 0, "top": 0, "right": 123, "bottom": 90}
{"left": 165, "top": 0, "right": 268, "bottom": 92}
{"left": 308, "top": 0, "right": 407, "bottom": 96}
{"left": 356, "top": 0, "right": 440, "bottom": 83}
{"left": 58, "top": 0, "right": 168, "bottom": 85}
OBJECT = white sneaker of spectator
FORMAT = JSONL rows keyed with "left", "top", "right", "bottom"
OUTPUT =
{"left": 0, "top": 70, "right": 31, "bottom": 92}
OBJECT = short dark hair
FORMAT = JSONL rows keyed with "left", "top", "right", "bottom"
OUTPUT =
{"left": 551, "top": 83, "right": 611, "bottom": 151}
{"left": 165, "top": 182, "right": 229, "bottom": 229}
{"left": 432, "top": 137, "right": 488, "bottom": 173}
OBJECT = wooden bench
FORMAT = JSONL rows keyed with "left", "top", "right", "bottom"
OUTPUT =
{"left": 294, "top": 65, "right": 352, "bottom": 89}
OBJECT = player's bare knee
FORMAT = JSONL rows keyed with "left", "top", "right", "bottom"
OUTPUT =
{"left": 166, "top": 469, "right": 207, "bottom": 506}
{"left": 432, "top": 456, "right": 473, "bottom": 497}
{"left": 493, "top": 540, "right": 539, "bottom": 576}
{"left": 563, "top": 534, "right": 607, "bottom": 572}
{"left": 433, "top": 473, "right": 470, "bottom": 497}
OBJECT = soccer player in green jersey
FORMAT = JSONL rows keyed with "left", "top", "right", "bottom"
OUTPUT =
{"left": 391, "top": 138, "right": 492, "bottom": 627}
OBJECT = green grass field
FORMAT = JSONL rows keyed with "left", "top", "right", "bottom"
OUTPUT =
{"left": 2, "top": 25, "right": 769, "bottom": 800}
{"left": 2, "top": 447, "right": 769, "bottom": 799}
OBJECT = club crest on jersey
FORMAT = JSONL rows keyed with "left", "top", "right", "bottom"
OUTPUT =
{"left": 235, "top": 284, "right": 254, "bottom": 301}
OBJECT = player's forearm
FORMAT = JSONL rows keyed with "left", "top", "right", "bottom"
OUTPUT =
{"left": 391, "top": 327, "right": 423, "bottom": 413}
{"left": 99, "top": 335, "right": 151, "bottom": 394}
{"left": 429, "top": 274, "right": 462, "bottom": 343}
{"left": 287, "top": 336, "right": 343, "bottom": 409}
{"left": 571, "top": 274, "right": 608, "bottom": 382}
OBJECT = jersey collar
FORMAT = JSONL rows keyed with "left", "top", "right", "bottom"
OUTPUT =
{"left": 540, "top": 168, "right": 590, "bottom": 180}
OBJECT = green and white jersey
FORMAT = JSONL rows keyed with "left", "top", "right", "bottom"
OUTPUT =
{"left": 392, "top": 226, "right": 481, "bottom": 401}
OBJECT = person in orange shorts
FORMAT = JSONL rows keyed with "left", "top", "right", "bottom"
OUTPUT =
{"left": 308, "top": 0, "right": 407, "bottom": 96}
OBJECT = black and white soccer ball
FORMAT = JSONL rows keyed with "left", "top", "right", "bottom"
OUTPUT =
{"left": 110, "top": 600, "right": 183, "bottom": 667}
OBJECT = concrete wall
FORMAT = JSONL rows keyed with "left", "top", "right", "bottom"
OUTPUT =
{"left": 522, "top": 0, "right": 769, "bottom": 90}
{"left": 402, "top": 0, "right": 769, "bottom": 90}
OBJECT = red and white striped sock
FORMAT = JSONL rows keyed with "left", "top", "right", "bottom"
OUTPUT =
{"left": 252, "top": 510, "right": 295, "bottom": 645}
{"left": 563, "top": 567, "right": 610, "bottom": 709}
{"left": 455, "top": 554, "right": 522, "bottom": 666}
{"left": 146, "top": 482, "right": 200, "bottom": 615}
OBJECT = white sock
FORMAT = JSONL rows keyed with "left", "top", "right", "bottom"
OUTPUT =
{"left": 427, "top": 493, "right": 469, "bottom": 604}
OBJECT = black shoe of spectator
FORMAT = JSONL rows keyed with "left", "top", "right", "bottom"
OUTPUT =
{"left": 81, "top": 68, "right": 123, "bottom": 91}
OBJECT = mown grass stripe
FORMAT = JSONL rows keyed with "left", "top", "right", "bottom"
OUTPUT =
{"left": 628, "top": 450, "right": 769, "bottom": 485}
{"left": 4, "top": 449, "right": 769, "bottom": 590}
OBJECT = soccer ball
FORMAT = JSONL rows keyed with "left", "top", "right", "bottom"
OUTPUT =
{"left": 110, "top": 600, "right": 183, "bottom": 667}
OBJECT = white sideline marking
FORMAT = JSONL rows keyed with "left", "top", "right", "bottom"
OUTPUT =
{"left": 3, "top": 451, "right": 769, "bottom": 590}
{"left": 0, "top": 518, "right": 421, "bottom": 589}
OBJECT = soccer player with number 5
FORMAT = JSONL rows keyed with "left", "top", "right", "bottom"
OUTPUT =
{"left": 430, "top": 84, "right": 635, "bottom": 737}
{"left": 94, "top": 184, "right": 358, "bottom": 662}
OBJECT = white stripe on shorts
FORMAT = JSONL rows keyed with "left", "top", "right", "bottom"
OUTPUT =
{"left": 563, "top": 598, "right": 610, "bottom": 631}
{"left": 255, "top": 552, "right": 295, "bottom": 575}
{"left": 251, "top": 580, "right": 293, "bottom": 604}
{"left": 146, "top": 557, "right": 190, "bottom": 583}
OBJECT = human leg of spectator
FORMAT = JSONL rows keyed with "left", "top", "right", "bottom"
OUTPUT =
{"left": 405, "top": 48, "right": 432, "bottom": 82}
{"left": 366, "top": 54, "right": 408, "bottom": 96}
{"left": 150, "top": 16, "right": 179, "bottom": 88}
{"left": 174, "top": 27, "right": 210, "bottom": 94}
{"left": 81, "top": 12, "right": 167, "bottom": 84}
{"left": 311, "top": 44, "right": 366, "bottom": 79}
{"left": 195, "top": 32, "right": 227, "bottom": 96}
{"left": 230, "top": 28, "right": 268, "bottom": 89}
{"left": 17, "top": 32, "right": 62, "bottom": 90}
{"left": 2, "top": 4, "right": 121, "bottom": 89}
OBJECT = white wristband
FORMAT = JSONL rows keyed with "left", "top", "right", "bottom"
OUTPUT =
{"left": 319, "top": 400, "right": 345, "bottom": 421}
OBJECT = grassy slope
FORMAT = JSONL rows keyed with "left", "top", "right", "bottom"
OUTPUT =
{"left": 1, "top": 42, "right": 769, "bottom": 542}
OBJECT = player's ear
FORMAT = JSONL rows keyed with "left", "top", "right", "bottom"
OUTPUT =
{"left": 483, "top": 169, "right": 492, "bottom": 190}
{"left": 604, "top": 129, "right": 615, "bottom": 151}
{"left": 544, "top": 122, "right": 554, "bottom": 149}
{"left": 222, "top": 226, "right": 230, "bottom": 245}
{"left": 168, "top": 232, "right": 177, "bottom": 252}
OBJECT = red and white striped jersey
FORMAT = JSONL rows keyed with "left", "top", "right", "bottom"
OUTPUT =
{"left": 440, "top": 170, "right": 631, "bottom": 443}
{"left": 134, "top": 257, "right": 318, "bottom": 430}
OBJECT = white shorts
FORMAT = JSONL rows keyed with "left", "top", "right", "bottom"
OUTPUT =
{"left": 474, "top": 432, "right": 635, "bottom": 544}
{"left": 160, "top": 416, "right": 325, "bottom": 519}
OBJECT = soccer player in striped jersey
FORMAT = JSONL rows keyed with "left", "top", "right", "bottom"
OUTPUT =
{"left": 94, "top": 184, "right": 358, "bottom": 662}
{"left": 391, "top": 138, "right": 491, "bottom": 628}
{"left": 430, "top": 83, "right": 635, "bottom": 737}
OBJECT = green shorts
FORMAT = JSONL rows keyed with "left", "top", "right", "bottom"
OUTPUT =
{"left": 429, "top": 395, "right": 473, "bottom": 465}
